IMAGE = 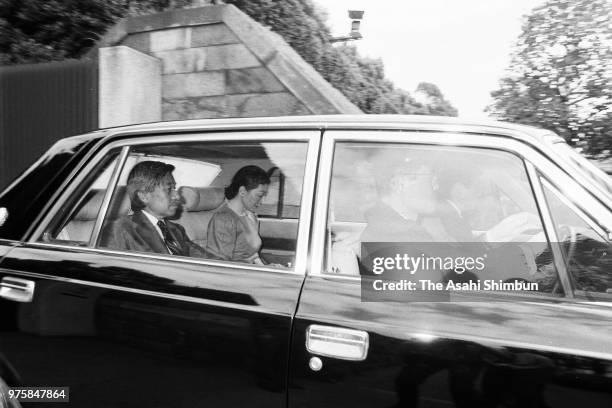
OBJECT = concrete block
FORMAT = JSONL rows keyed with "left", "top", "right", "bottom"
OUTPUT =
{"left": 221, "top": 5, "right": 361, "bottom": 114}
{"left": 154, "top": 48, "right": 207, "bottom": 74}
{"left": 205, "top": 44, "right": 260, "bottom": 70}
{"left": 162, "top": 71, "right": 225, "bottom": 98}
{"left": 264, "top": 53, "right": 337, "bottom": 114}
{"left": 228, "top": 92, "right": 311, "bottom": 117}
{"left": 122, "top": 32, "right": 151, "bottom": 53}
{"left": 195, "top": 95, "right": 230, "bottom": 118}
{"left": 150, "top": 27, "right": 191, "bottom": 52}
{"left": 163, "top": 93, "right": 310, "bottom": 120}
{"left": 226, "top": 67, "right": 285, "bottom": 94}
{"left": 99, "top": 46, "right": 162, "bottom": 128}
{"left": 128, "top": 5, "right": 225, "bottom": 33}
{"left": 191, "top": 24, "right": 239, "bottom": 47}
{"left": 163, "top": 96, "right": 228, "bottom": 120}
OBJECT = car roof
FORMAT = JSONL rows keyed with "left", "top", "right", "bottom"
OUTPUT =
{"left": 77, "top": 114, "right": 557, "bottom": 143}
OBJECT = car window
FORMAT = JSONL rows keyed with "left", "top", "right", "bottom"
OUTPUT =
{"left": 97, "top": 141, "right": 308, "bottom": 269}
{"left": 324, "top": 142, "right": 561, "bottom": 295}
{"left": 37, "top": 149, "right": 121, "bottom": 246}
{"left": 541, "top": 179, "right": 612, "bottom": 298}
{"left": 257, "top": 166, "right": 301, "bottom": 218}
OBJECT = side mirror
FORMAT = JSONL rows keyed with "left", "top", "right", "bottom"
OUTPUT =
{"left": 0, "top": 208, "right": 8, "bottom": 227}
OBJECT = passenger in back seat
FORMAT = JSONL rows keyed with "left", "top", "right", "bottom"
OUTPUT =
{"left": 101, "top": 161, "right": 207, "bottom": 258}
{"left": 206, "top": 166, "right": 270, "bottom": 264}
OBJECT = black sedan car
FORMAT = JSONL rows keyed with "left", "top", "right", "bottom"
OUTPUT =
{"left": 0, "top": 116, "right": 611, "bottom": 407}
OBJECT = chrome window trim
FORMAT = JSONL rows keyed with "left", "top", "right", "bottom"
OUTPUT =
{"left": 0, "top": 267, "right": 294, "bottom": 315}
{"left": 0, "top": 239, "right": 21, "bottom": 246}
{"left": 573, "top": 290, "right": 612, "bottom": 302}
{"left": 525, "top": 162, "right": 573, "bottom": 297}
{"left": 27, "top": 242, "right": 304, "bottom": 276}
{"left": 295, "top": 133, "right": 321, "bottom": 275}
{"left": 29, "top": 130, "right": 320, "bottom": 277}
{"left": 89, "top": 146, "right": 130, "bottom": 247}
{"left": 310, "top": 130, "right": 335, "bottom": 277}
{"left": 310, "top": 130, "right": 612, "bottom": 288}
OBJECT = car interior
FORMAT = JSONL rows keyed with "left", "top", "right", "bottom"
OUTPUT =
{"left": 325, "top": 143, "right": 561, "bottom": 293}
{"left": 45, "top": 142, "right": 308, "bottom": 268}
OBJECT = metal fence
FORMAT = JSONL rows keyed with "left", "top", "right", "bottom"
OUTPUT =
{"left": 0, "top": 59, "right": 98, "bottom": 190}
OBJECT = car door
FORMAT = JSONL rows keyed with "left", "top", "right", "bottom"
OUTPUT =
{"left": 289, "top": 129, "right": 612, "bottom": 408}
{"left": 0, "top": 128, "right": 320, "bottom": 407}
{"left": 0, "top": 239, "right": 21, "bottom": 393}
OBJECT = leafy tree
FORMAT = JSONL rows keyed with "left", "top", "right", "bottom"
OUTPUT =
{"left": 0, "top": 0, "right": 194, "bottom": 64}
{"left": 487, "top": 0, "right": 612, "bottom": 155}
{"left": 413, "top": 82, "right": 458, "bottom": 116}
{"left": 0, "top": 0, "right": 127, "bottom": 64}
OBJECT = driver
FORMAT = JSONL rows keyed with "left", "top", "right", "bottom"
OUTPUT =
{"left": 435, "top": 166, "right": 542, "bottom": 244}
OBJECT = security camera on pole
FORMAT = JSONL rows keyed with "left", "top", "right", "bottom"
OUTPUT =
{"left": 330, "top": 10, "right": 365, "bottom": 43}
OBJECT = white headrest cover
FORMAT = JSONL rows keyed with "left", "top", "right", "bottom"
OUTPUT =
{"left": 180, "top": 186, "right": 225, "bottom": 212}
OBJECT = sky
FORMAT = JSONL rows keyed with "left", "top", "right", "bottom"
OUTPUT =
{"left": 315, "top": 0, "right": 545, "bottom": 118}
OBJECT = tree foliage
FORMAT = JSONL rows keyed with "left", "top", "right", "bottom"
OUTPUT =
{"left": 0, "top": 0, "right": 458, "bottom": 116}
{"left": 487, "top": 0, "right": 612, "bottom": 155}
{"left": 0, "top": 0, "right": 194, "bottom": 64}
{"left": 0, "top": 0, "right": 126, "bottom": 64}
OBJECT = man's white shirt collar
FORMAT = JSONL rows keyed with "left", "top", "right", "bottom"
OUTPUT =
{"left": 142, "top": 210, "right": 164, "bottom": 240}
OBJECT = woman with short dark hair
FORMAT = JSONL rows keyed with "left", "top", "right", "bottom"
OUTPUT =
{"left": 206, "top": 165, "right": 271, "bottom": 264}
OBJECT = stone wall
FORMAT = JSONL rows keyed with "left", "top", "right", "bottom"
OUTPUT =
{"left": 94, "top": 4, "right": 360, "bottom": 124}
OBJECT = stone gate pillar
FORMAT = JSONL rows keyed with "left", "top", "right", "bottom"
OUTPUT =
{"left": 92, "top": 3, "right": 360, "bottom": 127}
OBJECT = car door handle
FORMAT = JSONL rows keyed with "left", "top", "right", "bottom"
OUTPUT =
{"left": 306, "top": 325, "right": 369, "bottom": 361}
{"left": 0, "top": 276, "right": 35, "bottom": 302}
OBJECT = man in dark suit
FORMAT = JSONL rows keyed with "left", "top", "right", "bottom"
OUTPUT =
{"left": 361, "top": 153, "right": 438, "bottom": 245}
{"left": 101, "top": 161, "right": 206, "bottom": 258}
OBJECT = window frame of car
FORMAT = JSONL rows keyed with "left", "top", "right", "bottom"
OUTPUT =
{"left": 27, "top": 129, "right": 322, "bottom": 277}
{"left": 538, "top": 176, "right": 612, "bottom": 302}
{"left": 309, "top": 128, "right": 612, "bottom": 302}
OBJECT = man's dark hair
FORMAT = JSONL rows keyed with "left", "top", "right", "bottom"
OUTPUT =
{"left": 225, "top": 165, "right": 270, "bottom": 199}
{"left": 127, "top": 161, "right": 175, "bottom": 211}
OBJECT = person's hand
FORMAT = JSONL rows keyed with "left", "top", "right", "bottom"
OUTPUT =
{"left": 268, "top": 263, "right": 286, "bottom": 268}
{"left": 249, "top": 255, "right": 286, "bottom": 268}
{"left": 485, "top": 212, "right": 541, "bottom": 242}
{"left": 243, "top": 211, "right": 259, "bottom": 234}
{"left": 247, "top": 254, "right": 264, "bottom": 265}
{"left": 242, "top": 211, "right": 263, "bottom": 250}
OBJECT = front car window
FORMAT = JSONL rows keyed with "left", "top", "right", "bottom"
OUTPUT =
{"left": 325, "top": 141, "right": 561, "bottom": 296}
{"left": 541, "top": 178, "right": 612, "bottom": 298}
